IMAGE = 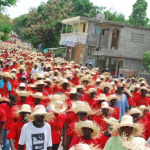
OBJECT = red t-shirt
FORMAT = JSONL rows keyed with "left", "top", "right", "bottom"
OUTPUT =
{"left": 127, "top": 97, "right": 134, "bottom": 107}
{"left": 67, "top": 113, "right": 78, "bottom": 126}
{"left": 48, "top": 113, "right": 66, "bottom": 144}
{"left": 7, "top": 121, "right": 25, "bottom": 150}
{"left": 111, "top": 106, "right": 120, "bottom": 119}
{"left": 2, "top": 68, "right": 11, "bottom": 72}
{"left": 96, "top": 132, "right": 110, "bottom": 149}
{"left": 0, "top": 82, "right": 9, "bottom": 97}
{"left": 134, "top": 95, "right": 150, "bottom": 106}
{"left": 0, "top": 107, "right": 6, "bottom": 122}
{"left": 44, "top": 87, "right": 53, "bottom": 95}
{"left": 0, "top": 103, "right": 17, "bottom": 130}
{"left": 69, "top": 136, "right": 98, "bottom": 149}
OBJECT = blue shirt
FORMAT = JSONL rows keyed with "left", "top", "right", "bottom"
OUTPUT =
{"left": 0, "top": 79, "right": 11, "bottom": 91}
{"left": 115, "top": 94, "right": 129, "bottom": 119}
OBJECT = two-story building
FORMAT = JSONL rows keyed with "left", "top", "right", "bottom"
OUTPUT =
{"left": 60, "top": 15, "right": 106, "bottom": 65}
{"left": 93, "top": 21, "right": 150, "bottom": 75}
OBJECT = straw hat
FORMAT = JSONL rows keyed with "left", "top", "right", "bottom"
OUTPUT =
{"left": 11, "top": 68, "right": 17, "bottom": 72}
{"left": 51, "top": 100, "right": 67, "bottom": 114}
{"left": 107, "top": 95, "right": 120, "bottom": 102}
{"left": 16, "top": 90, "right": 31, "bottom": 97}
{"left": 116, "top": 115, "right": 143, "bottom": 136}
{"left": 18, "top": 65, "right": 26, "bottom": 70}
{"left": 99, "top": 75, "right": 105, "bottom": 79}
{"left": 59, "top": 79, "right": 71, "bottom": 89}
{"left": 124, "top": 89, "right": 132, "bottom": 97}
{"left": 104, "top": 117, "right": 119, "bottom": 126}
{"left": 16, "top": 104, "right": 32, "bottom": 114}
{"left": 101, "top": 83, "right": 112, "bottom": 91}
{"left": 19, "top": 83, "right": 26, "bottom": 87}
{"left": 69, "top": 143, "right": 99, "bottom": 150}
{"left": 80, "top": 76, "right": 92, "bottom": 84}
{"left": 138, "top": 105, "right": 149, "bottom": 111}
{"left": 68, "top": 88, "right": 77, "bottom": 94}
{"left": 70, "top": 101, "right": 93, "bottom": 115}
{"left": 75, "top": 120, "right": 100, "bottom": 137}
{"left": 1, "top": 72, "right": 12, "bottom": 78}
{"left": 31, "top": 92, "right": 47, "bottom": 99}
{"left": 101, "top": 102, "right": 110, "bottom": 109}
{"left": 138, "top": 87, "right": 149, "bottom": 92}
{"left": 36, "top": 80, "right": 47, "bottom": 86}
{"left": 76, "top": 85, "right": 84, "bottom": 89}
{"left": 95, "top": 94, "right": 107, "bottom": 101}
{"left": 27, "top": 105, "right": 54, "bottom": 121}
{"left": 96, "top": 78, "right": 101, "bottom": 83}
{"left": 127, "top": 108, "right": 142, "bottom": 116}
{"left": 87, "top": 88, "right": 96, "bottom": 94}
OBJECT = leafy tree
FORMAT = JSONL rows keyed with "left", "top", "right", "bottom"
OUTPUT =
{"left": 129, "top": 0, "right": 149, "bottom": 26}
{"left": 141, "top": 51, "right": 150, "bottom": 72}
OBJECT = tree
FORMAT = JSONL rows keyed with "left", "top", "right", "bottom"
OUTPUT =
{"left": 0, "top": 0, "right": 18, "bottom": 12}
{"left": 129, "top": 0, "right": 149, "bottom": 26}
{"left": 141, "top": 51, "right": 150, "bottom": 72}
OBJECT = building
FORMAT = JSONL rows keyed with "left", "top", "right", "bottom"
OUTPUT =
{"left": 93, "top": 21, "right": 150, "bottom": 75}
{"left": 60, "top": 15, "right": 106, "bottom": 65}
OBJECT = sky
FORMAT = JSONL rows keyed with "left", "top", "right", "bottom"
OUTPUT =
{"left": 5, "top": 0, "right": 150, "bottom": 19}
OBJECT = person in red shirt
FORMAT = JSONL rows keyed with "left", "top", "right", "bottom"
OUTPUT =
{"left": 134, "top": 87, "right": 150, "bottom": 107}
{"left": 65, "top": 101, "right": 92, "bottom": 150}
{"left": 100, "top": 83, "right": 112, "bottom": 97}
{"left": 48, "top": 100, "right": 67, "bottom": 150}
{"left": 7, "top": 104, "right": 31, "bottom": 150}
{"left": 107, "top": 95, "right": 120, "bottom": 120}
{"left": 10, "top": 61, "right": 18, "bottom": 70}
{"left": 44, "top": 78, "right": 53, "bottom": 95}
{"left": 96, "top": 117, "right": 118, "bottom": 149}
{"left": 124, "top": 89, "right": 134, "bottom": 108}
{"left": 2, "top": 63, "right": 11, "bottom": 72}
{"left": 0, "top": 107, "right": 6, "bottom": 147}
{"left": 69, "top": 120, "right": 99, "bottom": 149}
{"left": 0, "top": 95, "right": 17, "bottom": 150}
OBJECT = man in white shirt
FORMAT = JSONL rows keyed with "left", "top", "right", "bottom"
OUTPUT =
{"left": 30, "top": 64, "right": 39, "bottom": 75}
{"left": 18, "top": 105, "right": 53, "bottom": 150}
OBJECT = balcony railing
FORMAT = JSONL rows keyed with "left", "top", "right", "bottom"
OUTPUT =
{"left": 60, "top": 32, "right": 88, "bottom": 45}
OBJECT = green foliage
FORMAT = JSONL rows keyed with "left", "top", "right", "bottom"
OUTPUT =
{"left": 129, "top": 0, "right": 149, "bottom": 26}
{"left": 141, "top": 51, "right": 150, "bottom": 72}
{"left": 54, "top": 49, "right": 65, "bottom": 57}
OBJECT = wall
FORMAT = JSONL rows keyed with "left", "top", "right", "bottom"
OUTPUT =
{"left": 118, "top": 27, "right": 150, "bottom": 59}
{"left": 123, "top": 58, "right": 141, "bottom": 70}
{"left": 73, "top": 23, "right": 88, "bottom": 33}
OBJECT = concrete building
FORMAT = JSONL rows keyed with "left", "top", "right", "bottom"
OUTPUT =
{"left": 93, "top": 21, "right": 150, "bottom": 76}
{"left": 60, "top": 15, "right": 106, "bottom": 65}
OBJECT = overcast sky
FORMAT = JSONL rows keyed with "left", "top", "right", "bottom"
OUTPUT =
{"left": 5, "top": 0, "right": 150, "bottom": 19}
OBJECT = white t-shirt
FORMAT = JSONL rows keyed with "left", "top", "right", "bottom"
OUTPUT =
{"left": 30, "top": 68, "right": 39, "bottom": 75}
{"left": 19, "top": 122, "right": 52, "bottom": 150}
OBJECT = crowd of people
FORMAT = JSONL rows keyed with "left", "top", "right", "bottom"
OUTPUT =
{"left": 0, "top": 40, "right": 150, "bottom": 150}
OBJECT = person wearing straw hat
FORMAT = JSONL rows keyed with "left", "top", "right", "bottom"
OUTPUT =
{"left": 2, "top": 63, "right": 11, "bottom": 72}
{"left": 7, "top": 104, "right": 31, "bottom": 150}
{"left": 18, "top": 105, "right": 54, "bottom": 150}
{"left": 0, "top": 95, "right": 17, "bottom": 150}
{"left": 93, "top": 94, "right": 107, "bottom": 110}
{"left": 69, "top": 143, "right": 99, "bottom": 150}
{"left": 124, "top": 89, "right": 134, "bottom": 108}
{"left": 107, "top": 95, "right": 120, "bottom": 119}
{"left": 134, "top": 87, "right": 150, "bottom": 107}
{"left": 91, "top": 102, "right": 112, "bottom": 131}
{"left": 96, "top": 117, "right": 119, "bottom": 149}
{"left": 104, "top": 115, "right": 145, "bottom": 150}
{"left": 100, "top": 83, "right": 112, "bottom": 97}
{"left": 48, "top": 100, "right": 67, "bottom": 150}
{"left": 0, "top": 72, "right": 12, "bottom": 97}
{"left": 79, "top": 76, "right": 92, "bottom": 90}
{"left": 69, "top": 120, "right": 99, "bottom": 149}
{"left": 65, "top": 101, "right": 92, "bottom": 150}
{"left": 30, "top": 64, "right": 39, "bottom": 76}
{"left": 10, "top": 60, "right": 18, "bottom": 70}
{"left": 44, "top": 78, "right": 53, "bottom": 95}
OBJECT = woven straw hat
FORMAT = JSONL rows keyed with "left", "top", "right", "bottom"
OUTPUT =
{"left": 96, "top": 78, "right": 101, "bottom": 83}
{"left": 16, "top": 90, "right": 31, "bottom": 97}
{"left": 107, "top": 95, "right": 120, "bottom": 102}
{"left": 127, "top": 108, "right": 142, "bottom": 116}
{"left": 75, "top": 120, "right": 100, "bottom": 137}
{"left": 70, "top": 101, "right": 93, "bottom": 115}
{"left": 138, "top": 87, "right": 149, "bottom": 92}
{"left": 69, "top": 143, "right": 99, "bottom": 150}
{"left": 80, "top": 76, "right": 92, "bottom": 84}
{"left": 16, "top": 104, "right": 32, "bottom": 114}
{"left": 101, "top": 102, "right": 110, "bottom": 109}
{"left": 19, "top": 83, "right": 26, "bottom": 87}
{"left": 27, "top": 105, "right": 54, "bottom": 121}
{"left": 51, "top": 100, "right": 67, "bottom": 114}
{"left": 35, "top": 80, "right": 47, "bottom": 86}
{"left": 18, "top": 65, "right": 26, "bottom": 71}
{"left": 76, "top": 85, "right": 84, "bottom": 89}
{"left": 68, "top": 88, "right": 77, "bottom": 94}
{"left": 116, "top": 115, "right": 143, "bottom": 136}
{"left": 87, "top": 88, "right": 96, "bottom": 94}
{"left": 101, "top": 83, "right": 112, "bottom": 91}
{"left": 104, "top": 117, "right": 119, "bottom": 126}
{"left": 31, "top": 92, "right": 46, "bottom": 99}
{"left": 59, "top": 79, "right": 71, "bottom": 89}
{"left": 1, "top": 72, "right": 12, "bottom": 78}
{"left": 124, "top": 89, "right": 132, "bottom": 97}
{"left": 11, "top": 68, "right": 17, "bottom": 72}
{"left": 95, "top": 94, "right": 107, "bottom": 101}
{"left": 138, "top": 105, "right": 149, "bottom": 111}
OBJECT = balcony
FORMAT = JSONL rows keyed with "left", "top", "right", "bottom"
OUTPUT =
{"left": 60, "top": 32, "right": 88, "bottom": 46}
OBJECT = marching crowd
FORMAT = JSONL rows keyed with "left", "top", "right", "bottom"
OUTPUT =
{"left": 0, "top": 40, "right": 150, "bottom": 150}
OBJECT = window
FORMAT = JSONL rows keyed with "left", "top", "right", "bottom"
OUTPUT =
{"left": 102, "top": 29, "right": 105, "bottom": 35}
{"left": 83, "top": 24, "right": 86, "bottom": 33}
{"left": 95, "top": 26, "right": 100, "bottom": 34}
